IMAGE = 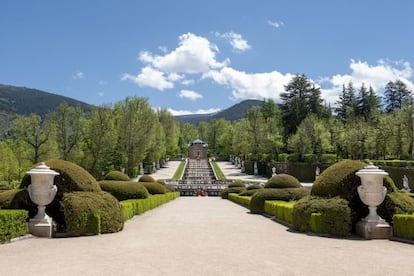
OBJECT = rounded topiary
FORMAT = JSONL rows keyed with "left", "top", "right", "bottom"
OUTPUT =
{"left": 265, "top": 174, "right": 301, "bottom": 189}
{"left": 221, "top": 187, "right": 245, "bottom": 199}
{"left": 228, "top": 181, "right": 246, "bottom": 188}
{"left": 311, "top": 160, "right": 366, "bottom": 200}
{"left": 378, "top": 192, "right": 414, "bottom": 224}
{"left": 19, "top": 160, "right": 101, "bottom": 229}
{"left": 138, "top": 175, "right": 155, "bottom": 182}
{"left": 239, "top": 189, "right": 259, "bottom": 196}
{"left": 246, "top": 184, "right": 263, "bottom": 190}
{"left": 249, "top": 188, "right": 308, "bottom": 214}
{"left": 99, "top": 181, "right": 149, "bottom": 201}
{"left": 62, "top": 191, "right": 124, "bottom": 235}
{"left": 139, "top": 181, "right": 166, "bottom": 194}
{"left": 383, "top": 175, "right": 399, "bottom": 193}
{"left": 103, "top": 171, "right": 130, "bottom": 181}
{"left": 292, "top": 195, "right": 352, "bottom": 236}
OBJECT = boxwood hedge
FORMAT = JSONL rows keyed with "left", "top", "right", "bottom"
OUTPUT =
{"left": 139, "top": 181, "right": 166, "bottom": 195}
{"left": 103, "top": 171, "right": 130, "bottom": 181}
{"left": 0, "top": 209, "right": 28, "bottom": 242}
{"left": 99, "top": 181, "right": 149, "bottom": 201}
{"left": 249, "top": 188, "right": 308, "bottom": 214}
{"left": 265, "top": 174, "right": 301, "bottom": 189}
{"left": 221, "top": 187, "right": 245, "bottom": 199}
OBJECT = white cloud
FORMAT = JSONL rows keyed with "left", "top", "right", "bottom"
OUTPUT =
{"left": 167, "top": 107, "right": 221, "bottom": 116}
{"left": 97, "top": 92, "right": 104, "bottom": 97}
{"left": 320, "top": 59, "right": 414, "bottom": 105}
{"left": 267, "top": 19, "right": 284, "bottom": 29}
{"left": 121, "top": 66, "right": 174, "bottom": 91}
{"left": 179, "top": 89, "right": 203, "bottom": 101}
{"left": 138, "top": 33, "right": 228, "bottom": 74}
{"left": 204, "top": 67, "right": 294, "bottom": 101}
{"left": 218, "top": 31, "right": 251, "bottom": 52}
{"left": 72, "top": 71, "right": 85, "bottom": 80}
{"left": 98, "top": 80, "right": 108, "bottom": 86}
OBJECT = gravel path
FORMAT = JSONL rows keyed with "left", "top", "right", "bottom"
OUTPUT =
{"left": 2, "top": 197, "right": 414, "bottom": 276}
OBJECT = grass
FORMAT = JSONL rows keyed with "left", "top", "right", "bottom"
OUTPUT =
{"left": 211, "top": 161, "right": 226, "bottom": 180}
{"left": 172, "top": 161, "right": 186, "bottom": 180}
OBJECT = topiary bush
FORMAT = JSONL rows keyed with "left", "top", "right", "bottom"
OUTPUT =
{"left": 62, "top": 191, "right": 123, "bottom": 236}
{"left": 246, "top": 184, "right": 263, "bottom": 190}
{"left": 0, "top": 189, "right": 37, "bottom": 218}
{"left": 249, "top": 188, "right": 308, "bottom": 214}
{"left": 292, "top": 195, "right": 352, "bottom": 236}
{"left": 99, "top": 181, "right": 149, "bottom": 201}
{"left": 311, "top": 160, "right": 366, "bottom": 200}
{"left": 103, "top": 171, "right": 130, "bottom": 181}
{"left": 228, "top": 180, "right": 246, "bottom": 188}
{"left": 221, "top": 187, "right": 246, "bottom": 199}
{"left": 19, "top": 160, "right": 101, "bottom": 229}
{"left": 378, "top": 192, "right": 414, "bottom": 224}
{"left": 0, "top": 209, "right": 28, "bottom": 242}
{"left": 139, "top": 181, "right": 166, "bottom": 195}
{"left": 138, "top": 175, "right": 155, "bottom": 182}
{"left": 265, "top": 174, "right": 301, "bottom": 189}
{"left": 239, "top": 189, "right": 260, "bottom": 196}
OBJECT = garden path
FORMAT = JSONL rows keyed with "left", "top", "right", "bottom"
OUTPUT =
{"left": 1, "top": 196, "right": 414, "bottom": 275}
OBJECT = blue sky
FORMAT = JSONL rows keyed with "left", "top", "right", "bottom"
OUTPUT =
{"left": 1, "top": 0, "right": 413, "bottom": 115}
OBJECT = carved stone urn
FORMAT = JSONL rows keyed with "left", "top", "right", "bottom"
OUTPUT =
{"left": 27, "top": 162, "right": 59, "bottom": 237}
{"left": 355, "top": 163, "right": 391, "bottom": 239}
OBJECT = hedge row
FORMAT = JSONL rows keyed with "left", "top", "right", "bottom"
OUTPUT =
{"left": 393, "top": 214, "right": 414, "bottom": 240}
{"left": 99, "top": 181, "right": 149, "bottom": 201}
{"left": 264, "top": 200, "right": 295, "bottom": 224}
{"left": 228, "top": 193, "right": 251, "bottom": 207}
{"left": 0, "top": 209, "right": 28, "bottom": 242}
{"left": 249, "top": 188, "right": 308, "bottom": 214}
{"left": 120, "top": 192, "right": 180, "bottom": 221}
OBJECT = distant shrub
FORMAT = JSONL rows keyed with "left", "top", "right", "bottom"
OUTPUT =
{"left": 103, "top": 171, "right": 130, "bottom": 181}
{"left": 228, "top": 180, "right": 246, "bottom": 188}
{"left": 139, "top": 181, "right": 166, "bottom": 195}
{"left": 292, "top": 196, "right": 352, "bottom": 236}
{"left": 321, "top": 154, "right": 338, "bottom": 163}
{"left": 62, "top": 191, "right": 123, "bottom": 236}
{"left": 138, "top": 175, "right": 155, "bottom": 182}
{"left": 99, "top": 181, "right": 149, "bottom": 201}
{"left": 0, "top": 209, "right": 28, "bottom": 242}
{"left": 246, "top": 184, "right": 263, "bottom": 190}
{"left": 221, "top": 187, "right": 245, "bottom": 199}
{"left": 265, "top": 174, "right": 301, "bottom": 189}
{"left": 249, "top": 188, "right": 308, "bottom": 214}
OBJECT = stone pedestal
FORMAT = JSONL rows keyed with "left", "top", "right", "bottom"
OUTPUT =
{"left": 29, "top": 217, "right": 54, "bottom": 238}
{"left": 356, "top": 219, "right": 392, "bottom": 239}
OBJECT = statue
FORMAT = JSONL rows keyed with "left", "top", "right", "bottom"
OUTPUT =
{"left": 402, "top": 175, "right": 411, "bottom": 192}
{"left": 272, "top": 166, "right": 277, "bottom": 177}
{"left": 315, "top": 166, "right": 320, "bottom": 179}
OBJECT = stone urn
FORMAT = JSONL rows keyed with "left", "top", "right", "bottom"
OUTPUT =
{"left": 355, "top": 163, "right": 391, "bottom": 239}
{"left": 27, "top": 162, "right": 59, "bottom": 237}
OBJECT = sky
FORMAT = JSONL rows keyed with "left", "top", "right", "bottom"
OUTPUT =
{"left": 1, "top": 0, "right": 414, "bottom": 115}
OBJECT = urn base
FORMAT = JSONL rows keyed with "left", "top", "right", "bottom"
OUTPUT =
{"left": 356, "top": 219, "right": 392, "bottom": 239}
{"left": 29, "top": 217, "right": 54, "bottom": 238}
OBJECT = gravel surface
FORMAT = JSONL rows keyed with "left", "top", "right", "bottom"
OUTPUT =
{"left": 1, "top": 197, "right": 414, "bottom": 276}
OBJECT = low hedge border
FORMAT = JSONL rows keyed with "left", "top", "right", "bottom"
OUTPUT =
{"left": 228, "top": 193, "right": 251, "bottom": 207}
{"left": 0, "top": 209, "right": 28, "bottom": 242}
{"left": 264, "top": 200, "right": 295, "bottom": 225}
{"left": 393, "top": 214, "right": 414, "bottom": 240}
{"left": 120, "top": 192, "right": 180, "bottom": 221}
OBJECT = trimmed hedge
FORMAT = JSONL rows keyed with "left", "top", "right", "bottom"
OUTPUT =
{"left": 0, "top": 209, "right": 28, "bottom": 242}
{"left": 265, "top": 174, "right": 301, "bottom": 189}
{"left": 246, "top": 184, "right": 263, "bottom": 190}
{"left": 292, "top": 196, "right": 352, "bottom": 236}
{"left": 120, "top": 192, "right": 180, "bottom": 221}
{"left": 0, "top": 189, "right": 37, "bottom": 218}
{"left": 103, "top": 171, "right": 130, "bottom": 181}
{"left": 249, "top": 188, "right": 308, "bottom": 214}
{"left": 138, "top": 175, "right": 155, "bottom": 182}
{"left": 228, "top": 181, "right": 246, "bottom": 188}
{"left": 221, "top": 187, "right": 245, "bottom": 199}
{"left": 393, "top": 214, "right": 414, "bottom": 240}
{"left": 62, "top": 191, "right": 123, "bottom": 236}
{"left": 99, "top": 181, "right": 149, "bottom": 201}
{"left": 139, "top": 181, "right": 166, "bottom": 195}
{"left": 239, "top": 189, "right": 260, "bottom": 196}
{"left": 264, "top": 200, "right": 295, "bottom": 224}
{"left": 228, "top": 193, "right": 251, "bottom": 207}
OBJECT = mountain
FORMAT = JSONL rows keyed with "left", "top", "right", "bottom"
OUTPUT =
{"left": 0, "top": 84, "right": 91, "bottom": 118}
{"left": 175, "top": 99, "right": 264, "bottom": 124}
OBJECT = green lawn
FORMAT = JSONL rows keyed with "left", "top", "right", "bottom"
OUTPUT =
{"left": 211, "top": 161, "right": 226, "bottom": 180}
{"left": 172, "top": 161, "right": 186, "bottom": 180}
